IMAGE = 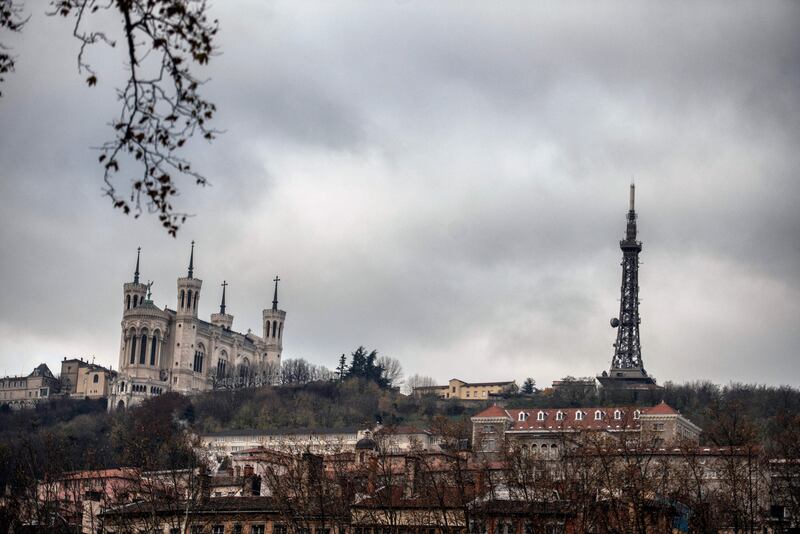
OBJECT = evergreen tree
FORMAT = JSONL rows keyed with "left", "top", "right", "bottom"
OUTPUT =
{"left": 521, "top": 377, "right": 536, "bottom": 395}
{"left": 336, "top": 354, "right": 348, "bottom": 381}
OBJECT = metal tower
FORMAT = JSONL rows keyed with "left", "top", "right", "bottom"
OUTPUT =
{"left": 598, "top": 184, "right": 658, "bottom": 389}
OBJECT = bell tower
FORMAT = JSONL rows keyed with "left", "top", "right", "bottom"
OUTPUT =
{"left": 123, "top": 247, "right": 147, "bottom": 312}
{"left": 597, "top": 184, "right": 659, "bottom": 390}
{"left": 210, "top": 280, "right": 234, "bottom": 330}
{"left": 262, "top": 275, "right": 286, "bottom": 361}
{"left": 177, "top": 241, "right": 202, "bottom": 319}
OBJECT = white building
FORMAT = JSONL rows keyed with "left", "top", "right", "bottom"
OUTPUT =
{"left": 108, "top": 243, "right": 286, "bottom": 410}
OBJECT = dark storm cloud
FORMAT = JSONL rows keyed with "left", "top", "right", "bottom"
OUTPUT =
{"left": 0, "top": 1, "right": 798, "bottom": 387}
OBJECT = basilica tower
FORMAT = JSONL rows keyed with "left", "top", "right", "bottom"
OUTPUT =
{"left": 597, "top": 184, "right": 659, "bottom": 390}
{"left": 173, "top": 241, "right": 204, "bottom": 392}
{"left": 262, "top": 275, "right": 286, "bottom": 364}
{"left": 122, "top": 247, "right": 147, "bottom": 312}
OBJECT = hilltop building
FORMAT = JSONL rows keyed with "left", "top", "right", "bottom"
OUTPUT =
{"left": 0, "top": 363, "right": 60, "bottom": 408}
{"left": 108, "top": 243, "right": 286, "bottom": 410}
{"left": 59, "top": 357, "right": 117, "bottom": 399}
{"left": 412, "top": 378, "right": 517, "bottom": 400}
{"left": 597, "top": 184, "right": 659, "bottom": 390}
{"left": 470, "top": 401, "right": 701, "bottom": 454}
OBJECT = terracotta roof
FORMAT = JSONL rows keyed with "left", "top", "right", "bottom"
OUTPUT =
{"left": 643, "top": 401, "right": 679, "bottom": 415}
{"left": 505, "top": 407, "right": 643, "bottom": 431}
{"left": 473, "top": 405, "right": 511, "bottom": 418}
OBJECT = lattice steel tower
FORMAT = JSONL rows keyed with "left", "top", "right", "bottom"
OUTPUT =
{"left": 597, "top": 184, "right": 658, "bottom": 389}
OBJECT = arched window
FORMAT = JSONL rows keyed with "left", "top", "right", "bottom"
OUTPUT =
{"left": 187, "top": 290, "right": 193, "bottom": 309}
{"left": 129, "top": 335, "right": 137, "bottom": 364}
{"left": 537, "top": 411, "right": 546, "bottom": 421}
{"left": 193, "top": 292, "right": 198, "bottom": 309}
{"left": 193, "top": 345, "right": 205, "bottom": 373}
{"left": 575, "top": 411, "right": 584, "bottom": 421}
{"left": 518, "top": 412, "right": 526, "bottom": 422}
{"left": 180, "top": 290, "right": 185, "bottom": 309}
{"left": 595, "top": 410, "right": 603, "bottom": 421}
{"left": 279, "top": 323, "right": 283, "bottom": 339}
{"left": 556, "top": 411, "right": 564, "bottom": 421}
{"left": 217, "top": 353, "right": 227, "bottom": 378}
{"left": 266, "top": 321, "right": 270, "bottom": 337}
{"left": 139, "top": 332, "right": 148, "bottom": 364}
{"left": 633, "top": 410, "right": 641, "bottom": 420}
{"left": 150, "top": 334, "right": 158, "bottom": 365}
{"left": 272, "top": 320, "right": 277, "bottom": 338}
{"left": 93, "top": 374, "right": 99, "bottom": 383}
{"left": 126, "top": 295, "right": 131, "bottom": 310}
{"left": 614, "top": 410, "right": 622, "bottom": 420}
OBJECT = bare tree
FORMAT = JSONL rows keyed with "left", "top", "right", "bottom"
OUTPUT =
{"left": 377, "top": 356, "right": 403, "bottom": 389}
{"left": 2, "top": 0, "right": 220, "bottom": 235}
{"left": 404, "top": 374, "right": 437, "bottom": 395}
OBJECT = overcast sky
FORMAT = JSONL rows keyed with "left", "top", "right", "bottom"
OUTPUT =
{"left": 0, "top": 1, "right": 798, "bottom": 388}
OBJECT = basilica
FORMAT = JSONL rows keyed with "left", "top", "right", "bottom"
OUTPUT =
{"left": 108, "top": 243, "right": 286, "bottom": 410}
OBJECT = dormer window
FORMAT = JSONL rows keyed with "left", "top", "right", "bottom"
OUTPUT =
{"left": 556, "top": 411, "right": 564, "bottom": 421}
{"left": 633, "top": 410, "right": 641, "bottom": 420}
{"left": 594, "top": 410, "right": 603, "bottom": 421}
{"left": 518, "top": 412, "right": 527, "bottom": 422}
{"left": 537, "top": 411, "right": 546, "bottom": 421}
{"left": 575, "top": 411, "right": 584, "bottom": 421}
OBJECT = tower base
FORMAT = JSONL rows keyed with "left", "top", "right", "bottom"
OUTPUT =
{"left": 597, "top": 368, "right": 661, "bottom": 390}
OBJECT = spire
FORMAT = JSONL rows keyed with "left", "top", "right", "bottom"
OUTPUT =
{"left": 220, "top": 280, "right": 228, "bottom": 315}
{"left": 134, "top": 247, "right": 141, "bottom": 284}
{"left": 272, "top": 275, "right": 280, "bottom": 311}
{"left": 188, "top": 240, "right": 195, "bottom": 278}
{"left": 625, "top": 182, "right": 638, "bottom": 242}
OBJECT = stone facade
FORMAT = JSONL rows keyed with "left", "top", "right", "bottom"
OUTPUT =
{"left": 471, "top": 401, "right": 701, "bottom": 455}
{"left": 0, "top": 363, "right": 60, "bottom": 408}
{"left": 60, "top": 357, "right": 117, "bottom": 399}
{"left": 108, "top": 245, "right": 286, "bottom": 410}
{"left": 413, "top": 378, "right": 517, "bottom": 400}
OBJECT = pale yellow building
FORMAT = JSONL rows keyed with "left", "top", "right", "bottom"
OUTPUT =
{"left": 0, "top": 363, "right": 60, "bottom": 408}
{"left": 413, "top": 378, "right": 516, "bottom": 400}
{"left": 60, "top": 357, "right": 117, "bottom": 399}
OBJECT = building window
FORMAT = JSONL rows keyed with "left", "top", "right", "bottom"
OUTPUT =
{"left": 518, "top": 412, "right": 526, "bottom": 422}
{"left": 150, "top": 335, "right": 158, "bottom": 365}
{"left": 614, "top": 410, "right": 622, "bottom": 420}
{"left": 193, "top": 349, "right": 204, "bottom": 373}
{"left": 180, "top": 290, "right": 185, "bottom": 308}
{"left": 279, "top": 322, "right": 283, "bottom": 338}
{"left": 266, "top": 321, "right": 271, "bottom": 337}
{"left": 93, "top": 374, "right": 99, "bottom": 383}
{"left": 633, "top": 410, "right": 641, "bottom": 420}
{"left": 212, "top": 526, "right": 224, "bottom": 534}
{"left": 556, "top": 411, "right": 564, "bottom": 421}
{"left": 273, "top": 525, "right": 287, "bottom": 534}
{"left": 187, "top": 289, "right": 193, "bottom": 309}
{"left": 251, "top": 526, "right": 266, "bottom": 534}
{"left": 139, "top": 333, "right": 147, "bottom": 364}
{"left": 537, "top": 411, "right": 546, "bottom": 421}
{"left": 194, "top": 291, "right": 198, "bottom": 309}
{"left": 594, "top": 410, "right": 603, "bottom": 421}
{"left": 272, "top": 320, "right": 277, "bottom": 338}
{"left": 217, "top": 358, "right": 227, "bottom": 378}
{"left": 129, "top": 336, "right": 137, "bottom": 364}
{"left": 126, "top": 294, "right": 131, "bottom": 310}
{"left": 232, "top": 526, "right": 242, "bottom": 534}
{"left": 575, "top": 411, "right": 584, "bottom": 421}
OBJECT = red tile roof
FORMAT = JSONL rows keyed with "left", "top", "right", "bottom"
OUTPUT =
{"left": 643, "top": 400, "right": 679, "bottom": 415}
{"left": 473, "top": 405, "right": 511, "bottom": 418}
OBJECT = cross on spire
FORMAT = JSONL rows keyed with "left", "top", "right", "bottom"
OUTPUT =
{"left": 134, "top": 247, "right": 141, "bottom": 284}
{"left": 220, "top": 280, "right": 228, "bottom": 315}
{"left": 272, "top": 275, "right": 280, "bottom": 310}
{"left": 188, "top": 240, "right": 195, "bottom": 278}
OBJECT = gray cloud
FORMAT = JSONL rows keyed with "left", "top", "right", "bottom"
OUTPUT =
{"left": 0, "top": 1, "right": 798, "bottom": 387}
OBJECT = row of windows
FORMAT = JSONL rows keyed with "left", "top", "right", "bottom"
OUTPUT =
{"left": 168, "top": 525, "right": 274, "bottom": 534}
{"left": 125, "top": 293, "right": 144, "bottom": 310}
{"left": 0, "top": 380, "right": 26, "bottom": 388}
{"left": 122, "top": 383, "right": 163, "bottom": 395}
{"left": 265, "top": 320, "right": 283, "bottom": 339}
{"left": 128, "top": 333, "right": 161, "bottom": 367}
{"left": 180, "top": 288, "right": 199, "bottom": 310}
{"left": 518, "top": 409, "right": 641, "bottom": 422}
{"left": 193, "top": 350, "right": 205, "bottom": 373}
